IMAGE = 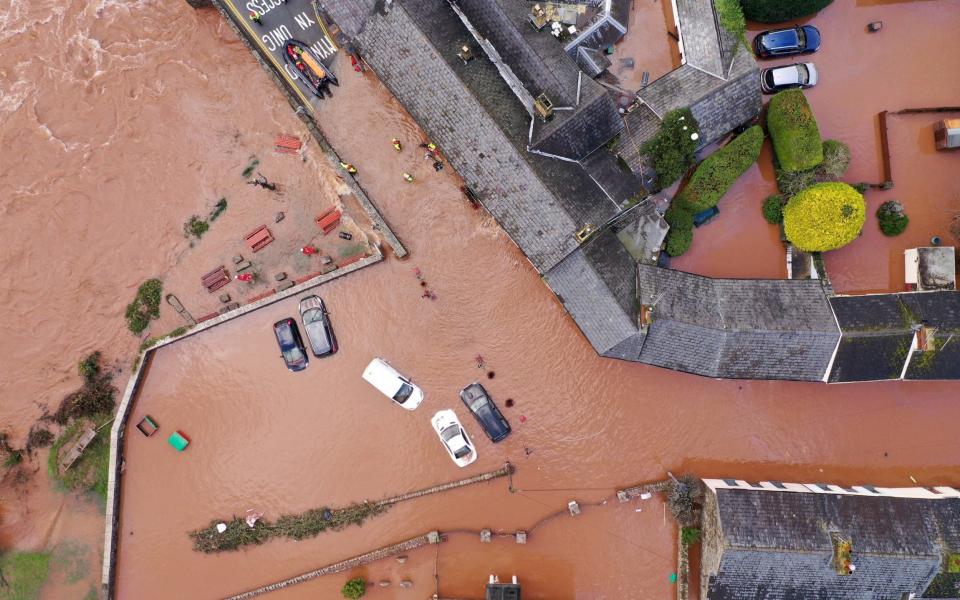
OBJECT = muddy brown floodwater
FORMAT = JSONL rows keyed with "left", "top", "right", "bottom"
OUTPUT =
{"left": 2, "top": 0, "right": 960, "bottom": 598}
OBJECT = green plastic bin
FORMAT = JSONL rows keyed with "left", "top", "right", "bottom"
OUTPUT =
{"left": 168, "top": 431, "right": 190, "bottom": 451}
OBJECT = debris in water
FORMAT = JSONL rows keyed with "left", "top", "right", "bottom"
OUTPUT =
{"left": 216, "top": 523, "right": 227, "bottom": 534}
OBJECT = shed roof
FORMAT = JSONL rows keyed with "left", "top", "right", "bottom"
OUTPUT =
{"left": 918, "top": 246, "right": 957, "bottom": 291}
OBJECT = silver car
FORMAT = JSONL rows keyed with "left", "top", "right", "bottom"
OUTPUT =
{"left": 760, "top": 62, "right": 818, "bottom": 94}
{"left": 298, "top": 295, "right": 337, "bottom": 358}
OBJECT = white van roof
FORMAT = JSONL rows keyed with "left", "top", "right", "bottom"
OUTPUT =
{"left": 362, "top": 358, "right": 402, "bottom": 397}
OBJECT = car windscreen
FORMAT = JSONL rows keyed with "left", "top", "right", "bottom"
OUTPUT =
{"left": 276, "top": 324, "right": 294, "bottom": 345}
{"left": 393, "top": 383, "right": 414, "bottom": 404}
{"left": 796, "top": 64, "right": 810, "bottom": 84}
{"left": 282, "top": 346, "right": 305, "bottom": 364}
{"left": 469, "top": 395, "right": 488, "bottom": 412}
{"left": 796, "top": 28, "right": 806, "bottom": 46}
{"left": 302, "top": 307, "right": 323, "bottom": 325}
{"left": 453, "top": 444, "right": 471, "bottom": 459}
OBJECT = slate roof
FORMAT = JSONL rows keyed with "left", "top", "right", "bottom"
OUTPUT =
{"left": 580, "top": 146, "right": 641, "bottom": 205}
{"left": 453, "top": 0, "right": 623, "bottom": 161}
{"left": 828, "top": 292, "right": 960, "bottom": 382}
{"left": 355, "top": 0, "right": 623, "bottom": 271}
{"left": 705, "top": 487, "right": 960, "bottom": 600}
{"left": 318, "top": 0, "right": 376, "bottom": 39}
{"left": 576, "top": 46, "right": 612, "bottom": 78}
{"left": 917, "top": 246, "right": 956, "bottom": 290}
{"left": 636, "top": 265, "right": 840, "bottom": 380}
{"left": 674, "top": 0, "right": 724, "bottom": 77}
{"left": 544, "top": 225, "right": 640, "bottom": 355}
{"left": 563, "top": 0, "right": 630, "bottom": 55}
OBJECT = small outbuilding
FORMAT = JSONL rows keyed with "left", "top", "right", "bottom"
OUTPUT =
{"left": 904, "top": 246, "right": 957, "bottom": 291}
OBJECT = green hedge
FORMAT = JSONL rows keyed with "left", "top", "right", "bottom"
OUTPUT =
{"left": 641, "top": 108, "right": 701, "bottom": 190}
{"left": 664, "top": 204, "right": 694, "bottom": 257}
{"left": 674, "top": 126, "right": 765, "bottom": 213}
{"left": 740, "top": 0, "right": 834, "bottom": 23}
{"left": 767, "top": 89, "right": 823, "bottom": 173}
{"left": 783, "top": 182, "right": 865, "bottom": 251}
{"left": 763, "top": 195, "right": 785, "bottom": 224}
{"left": 775, "top": 139, "right": 851, "bottom": 195}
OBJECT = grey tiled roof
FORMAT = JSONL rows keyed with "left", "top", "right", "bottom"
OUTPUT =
{"left": 640, "top": 65, "right": 724, "bottom": 118}
{"left": 563, "top": 0, "right": 630, "bottom": 55}
{"left": 828, "top": 334, "right": 913, "bottom": 383}
{"left": 618, "top": 103, "right": 661, "bottom": 175}
{"left": 454, "top": 0, "right": 580, "bottom": 105}
{"left": 690, "top": 65, "right": 761, "bottom": 146}
{"left": 544, "top": 231, "right": 639, "bottom": 354}
{"left": 674, "top": 0, "right": 724, "bottom": 77}
{"left": 530, "top": 88, "right": 623, "bottom": 160}
{"left": 828, "top": 292, "right": 960, "bottom": 382}
{"left": 319, "top": 0, "right": 376, "bottom": 39}
{"left": 580, "top": 147, "right": 641, "bottom": 205}
{"left": 356, "top": 0, "right": 617, "bottom": 271}
{"left": 575, "top": 46, "right": 611, "bottom": 78}
{"left": 635, "top": 265, "right": 839, "bottom": 380}
{"left": 708, "top": 551, "right": 939, "bottom": 600}
{"left": 706, "top": 487, "right": 960, "bottom": 600}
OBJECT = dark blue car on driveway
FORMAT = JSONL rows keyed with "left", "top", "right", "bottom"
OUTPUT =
{"left": 753, "top": 25, "right": 821, "bottom": 58}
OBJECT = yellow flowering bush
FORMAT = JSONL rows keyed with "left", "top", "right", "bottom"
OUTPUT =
{"left": 783, "top": 182, "right": 865, "bottom": 252}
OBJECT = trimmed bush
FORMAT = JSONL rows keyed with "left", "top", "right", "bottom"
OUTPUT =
{"left": 877, "top": 200, "right": 909, "bottom": 236}
{"left": 342, "top": 578, "right": 366, "bottom": 599}
{"left": 775, "top": 139, "right": 851, "bottom": 195}
{"left": 674, "top": 126, "right": 764, "bottom": 213}
{"left": 767, "top": 89, "right": 823, "bottom": 173}
{"left": 763, "top": 195, "right": 785, "bottom": 224}
{"left": 641, "top": 108, "right": 700, "bottom": 190}
{"left": 664, "top": 204, "right": 694, "bottom": 257}
{"left": 783, "top": 182, "right": 865, "bottom": 251}
{"left": 740, "top": 0, "right": 834, "bottom": 23}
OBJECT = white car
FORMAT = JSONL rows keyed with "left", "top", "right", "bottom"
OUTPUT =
{"left": 361, "top": 357, "right": 424, "bottom": 410}
{"left": 760, "top": 62, "right": 818, "bottom": 94}
{"left": 431, "top": 410, "right": 477, "bottom": 468}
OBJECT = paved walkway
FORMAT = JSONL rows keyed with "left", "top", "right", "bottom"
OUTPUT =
{"left": 220, "top": 0, "right": 339, "bottom": 110}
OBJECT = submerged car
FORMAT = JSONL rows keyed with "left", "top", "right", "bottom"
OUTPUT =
{"left": 299, "top": 295, "right": 337, "bottom": 358}
{"left": 760, "top": 63, "right": 818, "bottom": 94}
{"left": 753, "top": 25, "right": 821, "bottom": 58}
{"left": 459, "top": 383, "right": 511, "bottom": 442}
{"left": 273, "top": 318, "right": 308, "bottom": 372}
{"left": 431, "top": 409, "right": 477, "bottom": 467}
{"left": 361, "top": 357, "right": 424, "bottom": 410}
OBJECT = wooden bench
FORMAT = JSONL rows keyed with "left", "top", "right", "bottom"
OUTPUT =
{"left": 315, "top": 208, "right": 342, "bottom": 234}
{"left": 274, "top": 134, "right": 302, "bottom": 154}
{"left": 245, "top": 225, "right": 274, "bottom": 252}
{"left": 201, "top": 266, "right": 230, "bottom": 293}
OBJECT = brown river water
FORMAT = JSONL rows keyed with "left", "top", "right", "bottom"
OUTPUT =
{"left": 2, "top": 0, "right": 959, "bottom": 598}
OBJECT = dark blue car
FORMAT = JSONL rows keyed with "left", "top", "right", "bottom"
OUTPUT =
{"left": 753, "top": 25, "right": 821, "bottom": 58}
{"left": 273, "top": 318, "right": 309, "bottom": 372}
{"left": 459, "top": 383, "right": 511, "bottom": 442}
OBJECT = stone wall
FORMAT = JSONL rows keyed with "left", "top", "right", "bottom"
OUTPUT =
{"left": 101, "top": 253, "right": 383, "bottom": 598}
{"left": 698, "top": 488, "right": 725, "bottom": 599}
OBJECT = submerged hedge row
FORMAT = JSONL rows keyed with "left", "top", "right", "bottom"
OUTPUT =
{"left": 740, "top": 0, "right": 834, "bottom": 23}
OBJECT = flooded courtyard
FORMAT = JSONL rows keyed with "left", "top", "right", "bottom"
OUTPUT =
{"left": 1, "top": 0, "right": 959, "bottom": 598}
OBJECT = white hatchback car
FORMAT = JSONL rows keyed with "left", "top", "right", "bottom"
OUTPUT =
{"left": 362, "top": 358, "right": 424, "bottom": 410}
{"left": 431, "top": 410, "right": 477, "bottom": 468}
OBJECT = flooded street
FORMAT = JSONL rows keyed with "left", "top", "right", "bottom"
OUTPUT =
{"left": 0, "top": 0, "right": 958, "bottom": 598}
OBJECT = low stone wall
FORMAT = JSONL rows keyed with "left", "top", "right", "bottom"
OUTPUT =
{"left": 205, "top": 0, "right": 406, "bottom": 259}
{"left": 101, "top": 251, "right": 383, "bottom": 598}
{"left": 224, "top": 531, "right": 442, "bottom": 599}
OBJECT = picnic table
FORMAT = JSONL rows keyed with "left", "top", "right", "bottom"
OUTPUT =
{"left": 315, "top": 208, "right": 342, "bottom": 234}
{"left": 201, "top": 266, "right": 230, "bottom": 293}
{"left": 245, "top": 225, "right": 274, "bottom": 252}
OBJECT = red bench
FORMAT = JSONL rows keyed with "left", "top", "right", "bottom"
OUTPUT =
{"left": 201, "top": 266, "right": 230, "bottom": 292}
{"left": 245, "top": 225, "right": 274, "bottom": 252}
{"left": 315, "top": 208, "right": 342, "bottom": 234}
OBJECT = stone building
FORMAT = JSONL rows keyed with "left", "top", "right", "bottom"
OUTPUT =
{"left": 700, "top": 478, "right": 960, "bottom": 599}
